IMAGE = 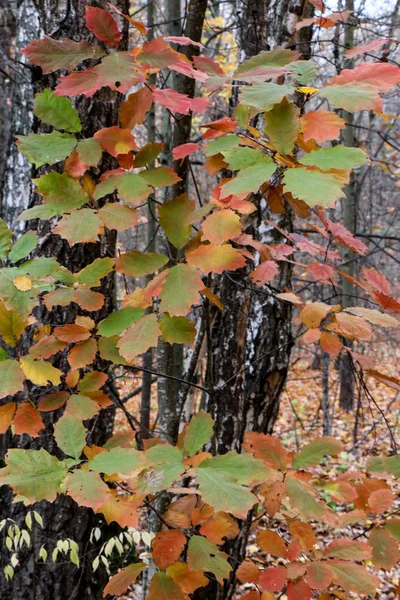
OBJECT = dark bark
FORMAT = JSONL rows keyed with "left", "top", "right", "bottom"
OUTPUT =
{"left": 0, "top": 1, "right": 129, "bottom": 598}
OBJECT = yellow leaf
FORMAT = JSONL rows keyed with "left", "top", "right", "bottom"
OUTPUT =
{"left": 13, "top": 276, "right": 32, "bottom": 291}
{"left": 20, "top": 356, "right": 62, "bottom": 386}
{"left": 297, "top": 86, "right": 318, "bottom": 94}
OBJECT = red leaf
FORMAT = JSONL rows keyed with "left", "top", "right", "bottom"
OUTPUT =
{"left": 368, "top": 488, "right": 394, "bottom": 514}
{"left": 172, "top": 142, "right": 199, "bottom": 160}
{"left": 152, "top": 530, "right": 187, "bottom": 570}
{"left": 119, "top": 86, "right": 153, "bottom": 128}
{"left": 85, "top": 6, "right": 121, "bottom": 47}
{"left": 13, "top": 403, "right": 44, "bottom": 437}
{"left": 361, "top": 266, "right": 392, "bottom": 295}
{"left": 306, "top": 562, "right": 333, "bottom": 590}
{"left": 201, "top": 116, "right": 236, "bottom": 140}
{"left": 328, "top": 62, "right": 400, "bottom": 92}
{"left": 259, "top": 566, "right": 287, "bottom": 592}
{"left": 308, "top": 263, "right": 336, "bottom": 282}
{"left": 103, "top": 562, "right": 145, "bottom": 597}
{"left": 345, "top": 38, "right": 389, "bottom": 58}
{"left": 250, "top": 261, "right": 279, "bottom": 287}
{"left": 243, "top": 432, "right": 291, "bottom": 469}
{"left": 164, "top": 35, "right": 204, "bottom": 48}
{"left": 287, "top": 579, "right": 313, "bottom": 599}
{"left": 153, "top": 89, "right": 209, "bottom": 115}
{"left": 38, "top": 392, "right": 69, "bottom": 412}
{"left": 21, "top": 36, "right": 104, "bottom": 73}
{"left": 301, "top": 110, "right": 346, "bottom": 143}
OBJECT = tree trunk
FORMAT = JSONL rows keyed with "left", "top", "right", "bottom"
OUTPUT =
{"left": 209, "top": 0, "right": 313, "bottom": 456}
{"left": 0, "top": 1, "right": 129, "bottom": 598}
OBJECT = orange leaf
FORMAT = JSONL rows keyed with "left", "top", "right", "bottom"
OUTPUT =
{"left": 200, "top": 512, "right": 239, "bottom": 544}
{"left": 103, "top": 562, "right": 145, "bottom": 597}
{"left": 152, "top": 530, "right": 187, "bottom": 570}
{"left": 0, "top": 402, "right": 16, "bottom": 434}
{"left": 13, "top": 403, "right": 44, "bottom": 437}
{"left": 53, "top": 324, "right": 91, "bottom": 343}
{"left": 94, "top": 126, "right": 138, "bottom": 158}
{"left": 257, "top": 529, "right": 287, "bottom": 558}
{"left": 236, "top": 559, "right": 260, "bottom": 584}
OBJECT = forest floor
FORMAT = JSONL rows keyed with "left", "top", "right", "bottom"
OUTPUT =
{"left": 116, "top": 333, "right": 400, "bottom": 599}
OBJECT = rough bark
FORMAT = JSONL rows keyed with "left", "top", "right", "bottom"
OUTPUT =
{"left": 210, "top": 0, "right": 313, "bottom": 457}
{"left": 0, "top": 1, "right": 128, "bottom": 598}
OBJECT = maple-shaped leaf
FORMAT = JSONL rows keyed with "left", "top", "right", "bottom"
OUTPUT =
{"left": 220, "top": 163, "right": 277, "bottom": 199}
{"left": 85, "top": 6, "right": 121, "bottom": 46}
{"left": 34, "top": 89, "right": 82, "bottom": 132}
{"left": 300, "top": 110, "right": 346, "bottom": 143}
{"left": 186, "top": 243, "right": 245, "bottom": 274}
{"left": 16, "top": 131, "right": 77, "bottom": 168}
{"left": 94, "top": 126, "right": 137, "bottom": 158}
{"left": 88, "top": 446, "right": 147, "bottom": 476}
{"left": 292, "top": 436, "right": 343, "bottom": 469}
{"left": 264, "top": 98, "right": 299, "bottom": 155}
{"left": 137, "top": 37, "right": 206, "bottom": 82}
{"left": 159, "top": 264, "right": 204, "bottom": 316}
{"left": 22, "top": 36, "right": 104, "bottom": 73}
{"left": 250, "top": 261, "right": 279, "bottom": 287}
{"left": 328, "top": 560, "right": 381, "bottom": 596}
{"left": 158, "top": 194, "right": 195, "bottom": 250}
{"left": 319, "top": 83, "right": 381, "bottom": 112}
{"left": 67, "top": 469, "right": 110, "bottom": 510}
{"left": 54, "top": 209, "right": 103, "bottom": 246}
{"left": 160, "top": 314, "right": 196, "bottom": 345}
{"left": 54, "top": 413, "right": 86, "bottom": 460}
{"left": 329, "top": 62, "right": 400, "bottom": 90}
{"left": 119, "top": 86, "right": 153, "bottom": 128}
{"left": 0, "top": 359, "right": 25, "bottom": 399}
{"left": 201, "top": 209, "right": 242, "bottom": 245}
{"left": 76, "top": 138, "right": 102, "bottom": 167}
{"left": 13, "top": 403, "right": 44, "bottom": 437}
{"left": 240, "top": 83, "right": 295, "bottom": 111}
{"left": 117, "top": 313, "right": 161, "bottom": 362}
{"left": 115, "top": 173, "right": 152, "bottom": 205}
{"left": 147, "top": 572, "right": 189, "bottom": 600}
{"left": 153, "top": 88, "right": 208, "bottom": 115}
{"left": 299, "top": 145, "right": 368, "bottom": 171}
{"left": 116, "top": 251, "right": 168, "bottom": 277}
{"left": 188, "top": 536, "right": 231, "bottom": 583}
{"left": 68, "top": 338, "right": 97, "bottom": 370}
{"left": 283, "top": 167, "right": 345, "bottom": 207}
{"left": 103, "top": 563, "right": 145, "bottom": 598}
{"left": 0, "top": 448, "right": 67, "bottom": 502}
{"left": 152, "top": 530, "right": 187, "bottom": 570}
{"left": 166, "top": 562, "right": 208, "bottom": 595}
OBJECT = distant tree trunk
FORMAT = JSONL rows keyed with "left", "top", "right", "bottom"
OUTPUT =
{"left": 209, "top": 0, "right": 313, "bottom": 457}
{"left": 0, "top": 1, "right": 129, "bottom": 598}
{"left": 339, "top": 0, "right": 356, "bottom": 411}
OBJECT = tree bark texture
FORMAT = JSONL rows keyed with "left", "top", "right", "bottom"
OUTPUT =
{"left": 0, "top": 1, "right": 129, "bottom": 598}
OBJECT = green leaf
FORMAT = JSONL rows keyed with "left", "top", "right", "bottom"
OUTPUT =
{"left": 367, "top": 455, "right": 400, "bottom": 477}
{"left": 134, "top": 142, "right": 164, "bottom": 168}
{"left": 16, "top": 132, "right": 77, "bottom": 167}
{"left": 264, "top": 98, "right": 299, "bottom": 155}
{"left": 182, "top": 410, "right": 214, "bottom": 456}
{"left": 0, "top": 219, "right": 13, "bottom": 259}
{"left": 66, "top": 469, "right": 110, "bottom": 510}
{"left": 116, "top": 251, "right": 169, "bottom": 277}
{"left": 286, "top": 476, "right": 330, "bottom": 522}
{"left": 98, "top": 203, "right": 138, "bottom": 231}
{"left": 65, "top": 394, "right": 100, "bottom": 420}
{"left": 0, "top": 448, "right": 67, "bottom": 502}
{"left": 292, "top": 436, "right": 344, "bottom": 469}
{"left": 196, "top": 467, "right": 258, "bottom": 519}
{"left": 198, "top": 451, "right": 270, "bottom": 485}
{"left": 235, "top": 48, "right": 299, "bottom": 76}
{"left": 319, "top": 83, "right": 380, "bottom": 112}
{"left": 117, "top": 314, "right": 161, "bottom": 362}
{"left": 8, "top": 231, "right": 38, "bottom": 263}
{"left": 384, "top": 518, "right": 400, "bottom": 542}
{"left": 204, "top": 135, "right": 240, "bottom": 157}
{"left": 88, "top": 447, "right": 147, "bottom": 475}
{"left": 140, "top": 167, "right": 180, "bottom": 188}
{"left": 0, "top": 268, "right": 38, "bottom": 318}
{"left": 158, "top": 194, "right": 195, "bottom": 250}
{"left": 299, "top": 145, "right": 368, "bottom": 171}
{"left": 54, "top": 414, "right": 86, "bottom": 460}
{"left": 136, "top": 444, "right": 184, "bottom": 493}
{"left": 159, "top": 265, "right": 204, "bottom": 317}
{"left": 76, "top": 138, "right": 102, "bottom": 166}
{"left": 370, "top": 526, "right": 400, "bottom": 569}
{"left": 220, "top": 162, "right": 276, "bottom": 199}
{"left": 323, "top": 539, "right": 372, "bottom": 561}
{"left": 0, "top": 359, "right": 25, "bottom": 399}
{"left": 75, "top": 257, "right": 115, "bottom": 287}
{"left": 282, "top": 167, "right": 345, "bottom": 207}
{"left": 289, "top": 60, "right": 318, "bottom": 85}
{"left": 117, "top": 173, "right": 152, "bottom": 205}
{"left": 98, "top": 336, "right": 128, "bottom": 365}
{"left": 147, "top": 572, "right": 189, "bottom": 600}
{"left": 221, "top": 147, "right": 271, "bottom": 170}
{"left": 54, "top": 209, "right": 103, "bottom": 246}
{"left": 33, "top": 171, "right": 89, "bottom": 214}
{"left": 240, "top": 83, "right": 295, "bottom": 112}
{"left": 188, "top": 536, "right": 232, "bottom": 583}
{"left": 329, "top": 560, "right": 381, "bottom": 596}
{"left": 18, "top": 257, "right": 61, "bottom": 278}
{"left": 160, "top": 314, "right": 196, "bottom": 345}
{"left": 98, "top": 307, "right": 144, "bottom": 337}
{"left": 33, "top": 89, "right": 81, "bottom": 132}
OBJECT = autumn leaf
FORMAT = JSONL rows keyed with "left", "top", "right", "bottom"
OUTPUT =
{"left": 66, "top": 469, "right": 110, "bottom": 510}
{"left": 22, "top": 36, "right": 104, "bottom": 73}
{"left": 13, "top": 403, "right": 44, "bottom": 437}
{"left": 300, "top": 110, "right": 346, "bottom": 143}
{"left": 34, "top": 89, "right": 82, "bottom": 132}
{"left": 152, "top": 530, "right": 187, "bottom": 570}
{"left": 186, "top": 243, "right": 246, "bottom": 274}
{"left": 188, "top": 536, "right": 231, "bottom": 583}
{"left": 117, "top": 314, "right": 161, "bottom": 362}
{"left": 103, "top": 563, "right": 145, "bottom": 597}
{"left": 85, "top": 6, "right": 121, "bottom": 47}
{"left": 147, "top": 572, "right": 189, "bottom": 600}
{"left": 54, "top": 210, "right": 104, "bottom": 246}
{"left": 159, "top": 264, "right": 204, "bottom": 316}
{"left": 201, "top": 209, "right": 242, "bottom": 245}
